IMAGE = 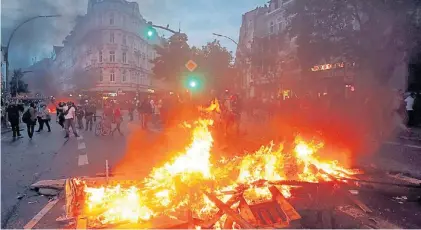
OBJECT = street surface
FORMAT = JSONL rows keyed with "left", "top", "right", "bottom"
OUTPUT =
{"left": 1, "top": 113, "right": 421, "bottom": 228}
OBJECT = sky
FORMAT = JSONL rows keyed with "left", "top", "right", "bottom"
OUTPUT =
{"left": 1, "top": 0, "right": 266, "bottom": 69}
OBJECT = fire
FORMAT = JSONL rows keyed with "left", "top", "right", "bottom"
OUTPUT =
{"left": 82, "top": 183, "right": 153, "bottom": 225}
{"left": 78, "top": 118, "right": 361, "bottom": 226}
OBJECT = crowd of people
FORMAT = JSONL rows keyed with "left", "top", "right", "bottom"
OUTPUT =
{"left": 3, "top": 87, "right": 420, "bottom": 143}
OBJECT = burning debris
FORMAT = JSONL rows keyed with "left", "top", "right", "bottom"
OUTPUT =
{"left": 64, "top": 118, "right": 373, "bottom": 228}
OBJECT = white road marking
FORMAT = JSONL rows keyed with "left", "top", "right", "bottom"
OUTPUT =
{"left": 388, "top": 173, "right": 421, "bottom": 184}
{"left": 78, "top": 154, "right": 89, "bottom": 166}
{"left": 24, "top": 198, "right": 60, "bottom": 229}
{"left": 77, "top": 135, "right": 83, "bottom": 140}
{"left": 384, "top": 141, "right": 421, "bottom": 149}
{"left": 77, "top": 142, "right": 86, "bottom": 150}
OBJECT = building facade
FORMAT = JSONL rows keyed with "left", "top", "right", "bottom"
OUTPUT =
{"left": 51, "top": 0, "right": 163, "bottom": 97}
{"left": 237, "top": 0, "right": 298, "bottom": 99}
{"left": 1, "top": 47, "right": 5, "bottom": 92}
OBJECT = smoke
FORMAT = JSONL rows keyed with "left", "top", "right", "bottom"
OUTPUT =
{"left": 1, "top": 0, "right": 87, "bottom": 69}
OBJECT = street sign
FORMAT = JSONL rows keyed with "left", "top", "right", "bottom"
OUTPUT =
{"left": 185, "top": 60, "right": 198, "bottom": 72}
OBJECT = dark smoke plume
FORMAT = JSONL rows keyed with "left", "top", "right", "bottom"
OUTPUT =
{"left": 1, "top": 0, "right": 87, "bottom": 69}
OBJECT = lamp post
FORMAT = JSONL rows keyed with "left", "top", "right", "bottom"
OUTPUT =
{"left": 4, "top": 14, "right": 61, "bottom": 94}
{"left": 212, "top": 32, "right": 249, "bottom": 96}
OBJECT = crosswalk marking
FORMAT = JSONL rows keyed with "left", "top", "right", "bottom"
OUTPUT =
{"left": 384, "top": 141, "right": 421, "bottom": 149}
{"left": 78, "top": 142, "right": 86, "bottom": 150}
{"left": 78, "top": 154, "right": 89, "bottom": 166}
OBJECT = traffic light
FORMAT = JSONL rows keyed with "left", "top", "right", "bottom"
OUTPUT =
{"left": 185, "top": 75, "right": 202, "bottom": 91}
{"left": 189, "top": 80, "right": 197, "bottom": 88}
{"left": 145, "top": 22, "right": 156, "bottom": 39}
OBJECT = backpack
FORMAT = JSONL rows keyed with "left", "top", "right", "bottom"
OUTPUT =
{"left": 22, "top": 109, "right": 31, "bottom": 123}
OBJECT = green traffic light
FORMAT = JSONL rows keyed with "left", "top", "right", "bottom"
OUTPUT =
{"left": 147, "top": 30, "right": 154, "bottom": 37}
{"left": 189, "top": 81, "right": 197, "bottom": 88}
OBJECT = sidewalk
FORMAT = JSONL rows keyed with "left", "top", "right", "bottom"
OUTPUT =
{"left": 1, "top": 124, "right": 24, "bottom": 135}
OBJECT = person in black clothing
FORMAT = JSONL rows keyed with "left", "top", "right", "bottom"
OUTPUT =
{"left": 139, "top": 97, "right": 152, "bottom": 129}
{"left": 128, "top": 101, "right": 135, "bottom": 121}
{"left": 84, "top": 103, "right": 95, "bottom": 131}
{"left": 56, "top": 102, "right": 65, "bottom": 129}
{"left": 6, "top": 101, "right": 24, "bottom": 140}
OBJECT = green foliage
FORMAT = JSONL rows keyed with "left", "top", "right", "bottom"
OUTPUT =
{"left": 151, "top": 34, "right": 235, "bottom": 92}
{"left": 9, "top": 69, "right": 29, "bottom": 97}
{"left": 284, "top": 0, "right": 421, "bottom": 81}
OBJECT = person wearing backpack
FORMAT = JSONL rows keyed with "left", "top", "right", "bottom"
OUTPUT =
{"left": 23, "top": 102, "right": 37, "bottom": 139}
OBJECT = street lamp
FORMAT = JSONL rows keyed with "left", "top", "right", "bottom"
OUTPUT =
{"left": 212, "top": 33, "right": 238, "bottom": 45}
{"left": 4, "top": 14, "right": 61, "bottom": 95}
{"left": 213, "top": 32, "right": 248, "bottom": 96}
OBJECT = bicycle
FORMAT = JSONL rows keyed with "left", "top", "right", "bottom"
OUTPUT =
{"left": 94, "top": 116, "right": 112, "bottom": 136}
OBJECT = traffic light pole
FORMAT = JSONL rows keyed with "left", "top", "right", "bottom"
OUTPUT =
{"left": 147, "top": 21, "right": 185, "bottom": 36}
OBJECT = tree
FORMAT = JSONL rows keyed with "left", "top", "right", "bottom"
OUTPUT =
{"left": 151, "top": 35, "right": 234, "bottom": 93}
{"left": 196, "top": 40, "right": 234, "bottom": 92}
{"left": 285, "top": 0, "right": 421, "bottom": 83}
{"left": 9, "top": 69, "right": 28, "bottom": 97}
{"left": 151, "top": 33, "right": 190, "bottom": 89}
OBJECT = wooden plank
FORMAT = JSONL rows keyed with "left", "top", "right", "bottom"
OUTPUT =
{"left": 342, "top": 190, "right": 372, "bottom": 214}
{"left": 203, "top": 190, "right": 255, "bottom": 229}
{"left": 24, "top": 199, "right": 60, "bottom": 229}
{"left": 76, "top": 217, "right": 87, "bottom": 229}
{"left": 268, "top": 186, "right": 301, "bottom": 221}
{"left": 30, "top": 179, "right": 66, "bottom": 190}
{"left": 202, "top": 194, "right": 241, "bottom": 228}
{"left": 238, "top": 196, "right": 257, "bottom": 224}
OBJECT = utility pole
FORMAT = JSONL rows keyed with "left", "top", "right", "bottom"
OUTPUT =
{"left": 4, "top": 14, "right": 60, "bottom": 95}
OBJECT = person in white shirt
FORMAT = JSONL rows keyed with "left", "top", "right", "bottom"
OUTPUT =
{"left": 405, "top": 92, "right": 416, "bottom": 127}
{"left": 61, "top": 101, "right": 79, "bottom": 138}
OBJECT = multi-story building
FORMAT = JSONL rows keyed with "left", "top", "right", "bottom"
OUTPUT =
{"left": 51, "top": 0, "right": 163, "bottom": 98}
{"left": 237, "top": 0, "right": 298, "bottom": 99}
{"left": 1, "top": 46, "right": 5, "bottom": 92}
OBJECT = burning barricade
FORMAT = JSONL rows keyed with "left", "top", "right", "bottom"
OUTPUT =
{"left": 60, "top": 118, "right": 389, "bottom": 229}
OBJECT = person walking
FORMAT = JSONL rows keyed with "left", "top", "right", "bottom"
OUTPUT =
{"left": 139, "top": 97, "right": 152, "bottom": 129}
{"left": 84, "top": 103, "right": 94, "bottom": 131}
{"left": 6, "top": 100, "right": 24, "bottom": 140}
{"left": 36, "top": 103, "right": 44, "bottom": 132}
{"left": 56, "top": 102, "right": 65, "bottom": 129}
{"left": 62, "top": 102, "right": 79, "bottom": 138}
{"left": 23, "top": 102, "right": 37, "bottom": 139}
{"left": 128, "top": 101, "right": 135, "bottom": 121}
{"left": 111, "top": 104, "right": 123, "bottom": 136}
{"left": 75, "top": 105, "right": 85, "bottom": 130}
{"left": 405, "top": 92, "right": 416, "bottom": 127}
{"left": 36, "top": 105, "right": 51, "bottom": 132}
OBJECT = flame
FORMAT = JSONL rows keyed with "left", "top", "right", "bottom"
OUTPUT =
{"left": 79, "top": 118, "right": 361, "bottom": 226}
{"left": 82, "top": 184, "right": 153, "bottom": 224}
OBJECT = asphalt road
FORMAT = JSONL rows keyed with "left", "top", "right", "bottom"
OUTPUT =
{"left": 1, "top": 114, "right": 421, "bottom": 229}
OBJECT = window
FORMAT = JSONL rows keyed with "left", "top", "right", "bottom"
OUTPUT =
{"left": 122, "top": 35, "right": 126, "bottom": 45}
{"left": 110, "top": 70, "right": 115, "bottom": 82}
{"left": 269, "top": 21, "right": 274, "bottom": 34}
{"left": 110, "top": 13, "right": 114, "bottom": 25}
{"left": 99, "top": 51, "right": 103, "bottom": 62}
{"left": 122, "top": 70, "right": 127, "bottom": 82}
{"left": 99, "top": 71, "right": 103, "bottom": 81}
{"left": 122, "top": 52, "right": 127, "bottom": 63}
{"left": 109, "top": 51, "right": 115, "bottom": 62}
{"left": 110, "top": 32, "right": 114, "bottom": 43}
{"left": 137, "top": 55, "right": 140, "bottom": 66}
